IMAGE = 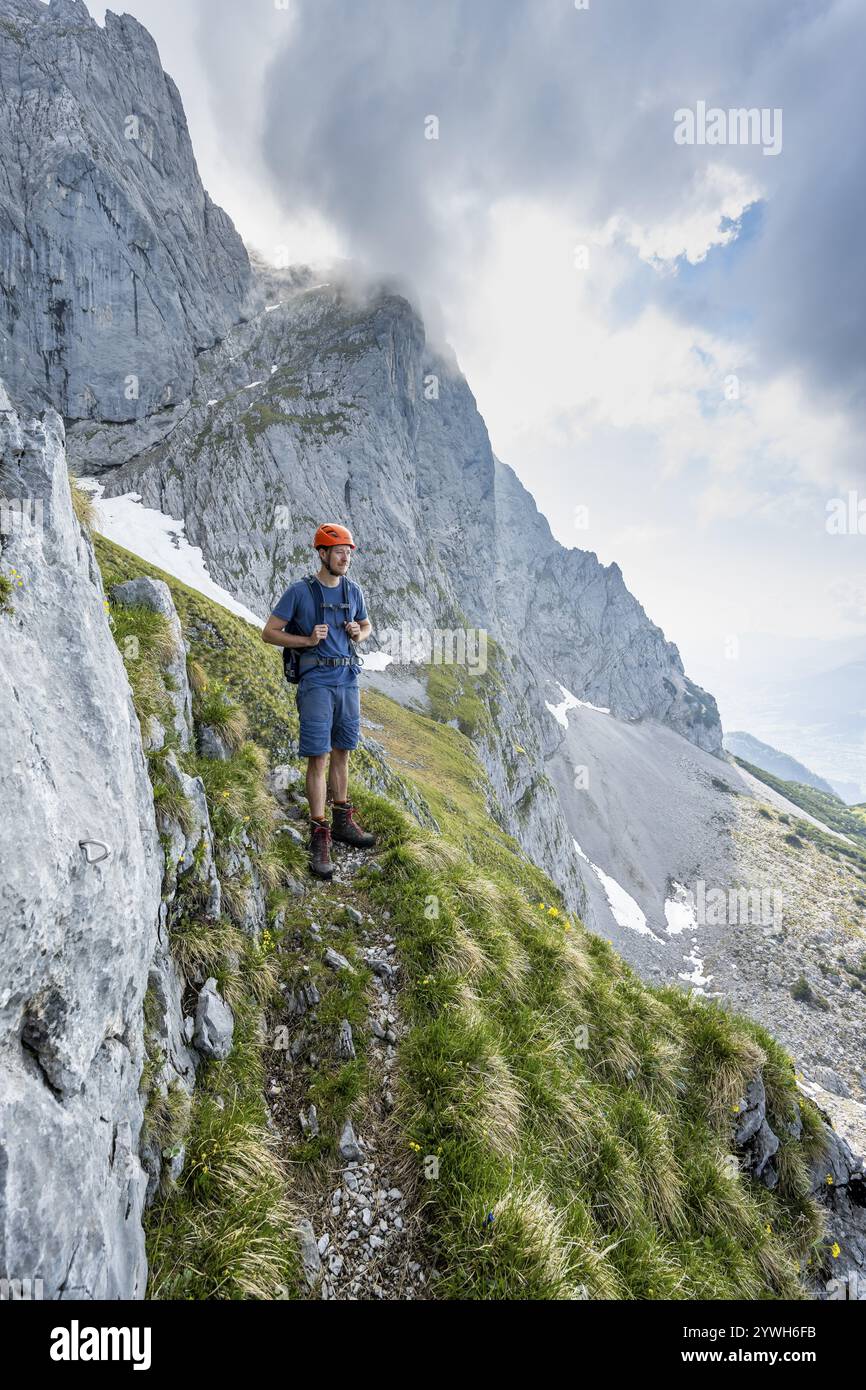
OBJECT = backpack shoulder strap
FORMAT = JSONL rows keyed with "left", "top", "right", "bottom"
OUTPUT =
{"left": 304, "top": 575, "right": 323, "bottom": 629}
{"left": 342, "top": 575, "right": 361, "bottom": 661}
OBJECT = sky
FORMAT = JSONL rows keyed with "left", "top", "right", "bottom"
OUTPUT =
{"left": 88, "top": 0, "right": 866, "bottom": 758}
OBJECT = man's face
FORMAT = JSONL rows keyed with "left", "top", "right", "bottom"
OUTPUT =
{"left": 323, "top": 544, "right": 352, "bottom": 573}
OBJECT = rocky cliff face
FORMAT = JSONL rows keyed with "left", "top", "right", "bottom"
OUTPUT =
{"left": 2, "top": 0, "right": 864, "bottom": 1307}
{"left": 0, "top": 0, "right": 721, "bottom": 918}
{"left": 0, "top": 383, "right": 161, "bottom": 1297}
{"left": 0, "top": 0, "right": 251, "bottom": 425}
{"left": 90, "top": 273, "right": 718, "bottom": 908}
{"left": 0, "top": 0, "right": 716, "bottom": 891}
{"left": 0, "top": 381, "right": 279, "bottom": 1294}
{"left": 98, "top": 278, "right": 720, "bottom": 757}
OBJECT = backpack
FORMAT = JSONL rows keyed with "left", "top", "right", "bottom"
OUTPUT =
{"left": 282, "top": 574, "right": 360, "bottom": 684}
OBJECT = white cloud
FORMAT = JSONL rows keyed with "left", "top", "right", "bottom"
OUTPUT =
{"left": 600, "top": 164, "right": 761, "bottom": 268}
{"left": 453, "top": 196, "right": 857, "bottom": 508}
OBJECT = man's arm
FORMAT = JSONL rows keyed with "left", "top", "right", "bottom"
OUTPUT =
{"left": 261, "top": 614, "right": 328, "bottom": 648}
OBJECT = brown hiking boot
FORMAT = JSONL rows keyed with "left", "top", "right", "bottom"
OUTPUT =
{"left": 331, "top": 802, "right": 377, "bottom": 849}
{"left": 309, "top": 820, "right": 334, "bottom": 879}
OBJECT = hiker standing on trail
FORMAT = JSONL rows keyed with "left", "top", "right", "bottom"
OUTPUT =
{"left": 261, "top": 523, "right": 377, "bottom": 879}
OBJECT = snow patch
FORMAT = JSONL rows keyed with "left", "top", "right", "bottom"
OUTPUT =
{"left": 265, "top": 302, "right": 282, "bottom": 313}
{"left": 573, "top": 838, "right": 659, "bottom": 939}
{"left": 80, "top": 480, "right": 264, "bottom": 627}
{"left": 545, "top": 682, "right": 610, "bottom": 728}
{"left": 360, "top": 651, "right": 394, "bottom": 672}
{"left": 678, "top": 949, "right": 714, "bottom": 995}
{"left": 664, "top": 880, "right": 698, "bottom": 935}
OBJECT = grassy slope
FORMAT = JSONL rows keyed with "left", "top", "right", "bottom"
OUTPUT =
{"left": 733, "top": 757, "right": 866, "bottom": 848}
{"left": 96, "top": 535, "right": 832, "bottom": 1300}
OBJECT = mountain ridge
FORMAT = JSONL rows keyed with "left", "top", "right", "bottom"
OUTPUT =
{"left": 3, "top": 0, "right": 866, "bottom": 1302}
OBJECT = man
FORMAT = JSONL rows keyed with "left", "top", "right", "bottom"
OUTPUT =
{"left": 261, "top": 523, "right": 377, "bottom": 879}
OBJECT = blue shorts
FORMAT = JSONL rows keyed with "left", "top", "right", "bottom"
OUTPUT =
{"left": 296, "top": 679, "right": 361, "bottom": 757}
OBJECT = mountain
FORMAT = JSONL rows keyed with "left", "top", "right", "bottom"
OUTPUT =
{"left": 4, "top": 388, "right": 860, "bottom": 1301}
{"left": 694, "top": 635, "right": 866, "bottom": 802}
{"left": 723, "top": 732, "right": 838, "bottom": 797}
{"left": 92, "top": 269, "right": 722, "bottom": 913}
{"left": 729, "top": 755, "right": 866, "bottom": 849}
{"left": 0, "top": 0, "right": 251, "bottom": 426}
{"left": 96, "top": 273, "right": 723, "bottom": 752}
{"left": 2, "top": 0, "right": 865, "bottom": 1302}
{"left": 0, "top": 0, "right": 721, "bottom": 926}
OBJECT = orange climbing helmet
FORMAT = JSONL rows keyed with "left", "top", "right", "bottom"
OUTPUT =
{"left": 313, "top": 523, "right": 355, "bottom": 550}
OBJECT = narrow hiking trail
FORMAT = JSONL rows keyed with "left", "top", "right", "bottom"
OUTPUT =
{"left": 265, "top": 833, "right": 436, "bottom": 1300}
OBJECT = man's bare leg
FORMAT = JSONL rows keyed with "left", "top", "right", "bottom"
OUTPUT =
{"left": 306, "top": 753, "right": 328, "bottom": 820}
{"left": 328, "top": 747, "right": 350, "bottom": 803}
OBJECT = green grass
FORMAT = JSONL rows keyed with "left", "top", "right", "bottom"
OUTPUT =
{"left": 424, "top": 634, "right": 508, "bottom": 740}
{"left": 790, "top": 976, "right": 830, "bottom": 1011}
{"left": 195, "top": 680, "right": 249, "bottom": 750}
{"left": 348, "top": 819, "right": 827, "bottom": 1298}
{"left": 733, "top": 757, "right": 866, "bottom": 845}
{"left": 146, "top": 1038, "right": 298, "bottom": 1299}
{"left": 0, "top": 572, "right": 13, "bottom": 614}
{"left": 69, "top": 472, "right": 97, "bottom": 533}
{"left": 107, "top": 600, "right": 179, "bottom": 728}
{"left": 94, "top": 533, "right": 833, "bottom": 1300}
{"left": 96, "top": 533, "right": 298, "bottom": 759}
{"left": 100, "top": 535, "right": 303, "bottom": 1297}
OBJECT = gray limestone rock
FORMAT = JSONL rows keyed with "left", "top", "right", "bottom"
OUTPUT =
{"left": 220, "top": 836, "right": 266, "bottom": 938}
{"left": 338, "top": 1120, "right": 364, "bottom": 1162}
{"left": 0, "top": 0, "right": 251, "bottom": 433}
{"left": 735, "top": 1074, "right": 781, "bottom": 1186}
{"left": 296, "top": 1218, "right": 322, "bottom": 1288}
{"left": 197, "top": 723, "right": 232, "bottom": 761}
{"left": 143, "top": 716, "right": 166, "bottom": 753}
{"left": 336, "top": 1020, "right": 356, "bottom": 1061}
{"left": 324, "top": 948, "right": 355, "bottom": 974}
{"left": 193, "top": 978, "right": 234, "bottom": 1062}
{"left": 734, "top": 1075, "right": 768, "bottom": 1146}
{"left": 158, "top": 752, "right": 221, "bottom": 920}
{"left": 299, "top": 1105, "right": 319, "bottom": 1138}
{"left": 0, "top": 386, "right": 161, "bottom": 1298}
{"left": 267, "top": 764, "right": 303, "bottom": 807}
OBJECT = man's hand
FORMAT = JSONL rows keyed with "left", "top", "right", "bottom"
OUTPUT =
{"left": 345, "top": 620, "right": 361, "bottom": 641}
{"left": 308, "top": 623, "right": 329, "bottom": 646}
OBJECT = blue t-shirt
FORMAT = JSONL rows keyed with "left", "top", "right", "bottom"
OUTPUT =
{"left": 272, "top": 576, "right": 368, "bottom": 687}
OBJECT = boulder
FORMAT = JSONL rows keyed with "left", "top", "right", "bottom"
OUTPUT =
{"left": 193, "top": 979, "right": 234, "bottom": 1061}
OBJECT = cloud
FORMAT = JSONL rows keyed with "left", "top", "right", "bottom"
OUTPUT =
{"left": 98, "top": 0, "right": 866, "bottom": 655}
{"left": 600, "top": 165, "right": 760, "bottom": 268}
{"left": 244, "top": 0, "right": 866, "bottom": 418}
